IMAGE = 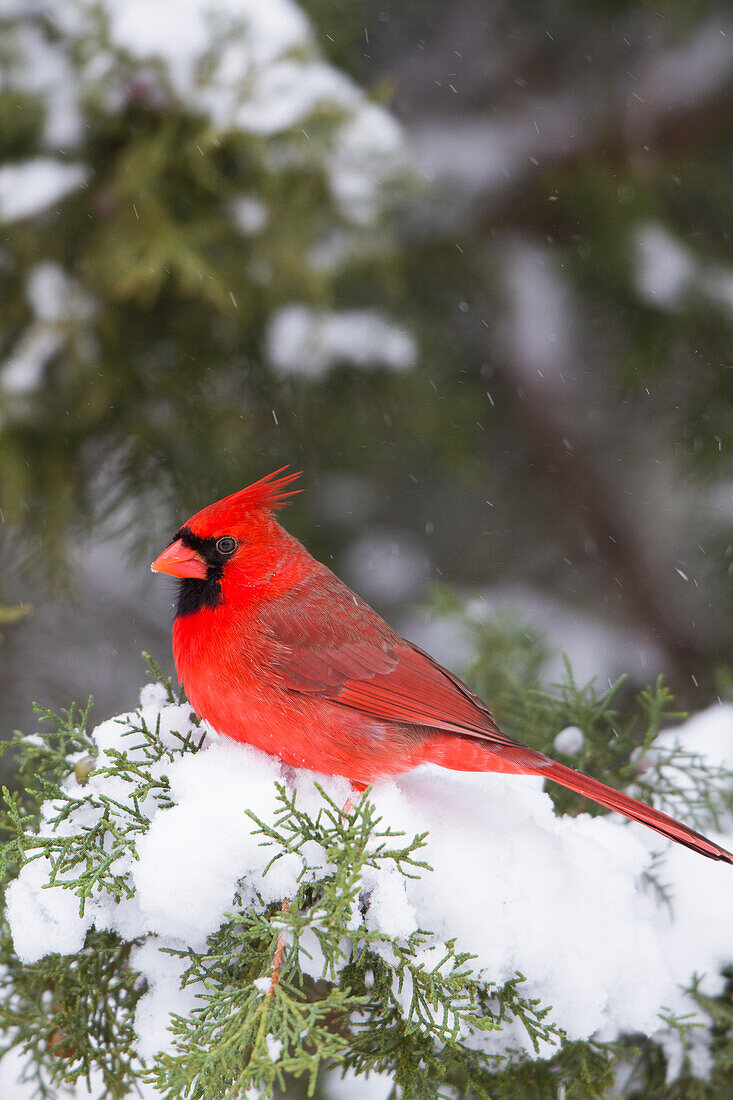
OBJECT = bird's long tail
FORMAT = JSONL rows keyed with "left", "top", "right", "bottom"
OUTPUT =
{"left": 540, "top": 760, "right": 733, "bottom": 864}
{"left": 424, "top": 733, "right": 732, "bottom": 863}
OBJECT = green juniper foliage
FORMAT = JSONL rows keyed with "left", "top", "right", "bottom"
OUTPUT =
{"left": 0, "top": 922, "right": 146, "bottom": 1100}
{"left": 0, "top": 648, "right": 731, "bottom": 1099}
{"left": 434, "top": 593, "right": 733, "bottom": 834}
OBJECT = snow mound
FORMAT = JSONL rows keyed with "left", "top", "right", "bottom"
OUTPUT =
{"left": 4, "top": 688, "right": 733, "bottom": 1086}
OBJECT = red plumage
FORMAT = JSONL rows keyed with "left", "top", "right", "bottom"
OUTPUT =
{"left": 186, "top": 467, "right": 302, "bottom": 529}
{"left": 152, "top": 469, "right": 733, "bottom": 865}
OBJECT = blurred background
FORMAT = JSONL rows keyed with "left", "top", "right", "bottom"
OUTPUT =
{"left": 1, "top": 0, "right": 732, "bottom": 741}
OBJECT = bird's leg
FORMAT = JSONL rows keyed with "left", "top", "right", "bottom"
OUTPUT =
{"left": 267, "top": 897, "right": 291, "bottom": 996}
{"left": 341, "top": 780, "right": 368, "bottom": 820}
{"left": 341, "top": 792, "right": 358, "bottom": 819}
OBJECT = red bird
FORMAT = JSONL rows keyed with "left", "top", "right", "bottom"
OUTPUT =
{"left": 152, "top": 468, "right": 732, "bottom": 864}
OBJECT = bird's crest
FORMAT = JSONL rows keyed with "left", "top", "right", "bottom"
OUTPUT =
{"left": 229, "top": 467, "right": 302, "bottom": 512}
{"left": 186, "top": 468, "right": 301, "bottom": 533}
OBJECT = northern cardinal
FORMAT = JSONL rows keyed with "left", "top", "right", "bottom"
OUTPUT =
{"left": 151, "top": 468, "right": 732, "bottom": 864}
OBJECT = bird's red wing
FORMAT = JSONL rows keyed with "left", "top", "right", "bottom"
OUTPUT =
{"left": 259, "top": 573, "right": 519, "bottom": 749}
{"left": 329, "top": 643, "right": 513, "bottom": 743}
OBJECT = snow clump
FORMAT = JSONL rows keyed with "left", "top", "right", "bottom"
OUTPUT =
{"left": 553, "top": 724, "right": 585, "bottom": 755}
{"left": 634, "top": 221, "right": 733, "bottom": 314}
{"left": 267, "top": 306, "right": 416, "bottom": 379}
{"left": 1, "top": 262, "right": 95, "bottom": 395}
{"left": 0, "top": 159, "right": 87, "bottom": 223}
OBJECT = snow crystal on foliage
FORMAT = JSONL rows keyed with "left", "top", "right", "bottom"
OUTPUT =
{"left": 27, "top": 262, "right": 94, "bottom": 325}
{"left": 138, "top": 680, "right": 170, "bottom": 709}
{"left": 267, "top": 306, "right": 416, "bottom": 379}
{"left": 634, "top": 221, "right": 733, "bottom": 315}
{"left": 635, "top": 223, "right": 697, "bottom": 309}
{"left": 5, "top": 691, "right": 733, "bottom": 1080}
{"left": 0, "top": 159, "right": 86, "bottom": 223}
{"left": 231, "top": 59, "right": 356, "bottom": 134}
{"left": 328, "top": 104, "right": 405, "bottom": 225}
{"left": 265, "top": 1035, "right": 283, "bottom": 1063}
{"left": 2, "top": 22, "right": 83, "bottom": 148}
{"left": 230, "top": 195, "right": 268, "bottom": 235}
{"left": 1, "top": 329, "right": 63, "bottom": 395}
{"left": 1, "top": 263, "right": 95, "bottom": 395}
{"left": 553, "top": 724, "right": 585, "bottom": 755}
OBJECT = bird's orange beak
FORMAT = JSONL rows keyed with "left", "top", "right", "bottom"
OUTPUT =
{"left": 151, "top": 539, "right": 208, "bottom": 580}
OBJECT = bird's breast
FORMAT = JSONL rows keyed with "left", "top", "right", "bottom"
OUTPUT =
{"left": 171, "top": 606, "right": 427, "bottom": 783}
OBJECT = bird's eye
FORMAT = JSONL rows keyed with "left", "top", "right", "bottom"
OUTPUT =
{"left": 216, "top": 536, "right": 237, "bottom": 556}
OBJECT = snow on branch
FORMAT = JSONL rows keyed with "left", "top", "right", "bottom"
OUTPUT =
{"left": 0, "top": 656, "right": 732, "bottom": 1097}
